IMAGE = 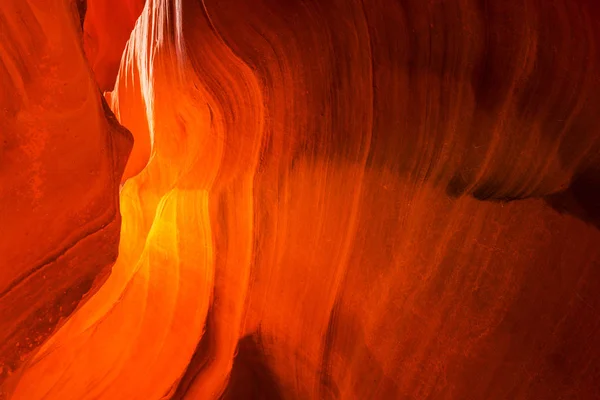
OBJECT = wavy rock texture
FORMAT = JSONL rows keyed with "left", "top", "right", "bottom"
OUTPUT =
{"left": 0, "top": 0, "right": 132, "bottom": 389}
{"left": 2, "top": 0, "right": 600, "bottom": 399}
{"left": 82, "top": 0, "right": 146, "bottom": 91}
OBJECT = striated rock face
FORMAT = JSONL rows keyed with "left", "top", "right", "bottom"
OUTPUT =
{"left": 2, "top": 0, "right": 600, "bottom": 399}
{"left": 0, "top": 0, "right": 132, "bottom": 388}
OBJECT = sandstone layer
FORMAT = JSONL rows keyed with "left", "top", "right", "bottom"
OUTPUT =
{"left": 1, "top": 0, "right": 600, "bottom": 399}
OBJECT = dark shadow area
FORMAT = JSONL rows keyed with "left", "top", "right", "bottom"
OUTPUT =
{"left": 75, "top": 0, "right": 87, "bottom": 26}
{"left": 545, "top": 167, "right": 600, "bottom": 231}
{"left": 447, "top": 166, "right": 600, "bottom": 231}
{"left": 219, "top": 334, "right": 284, "bottom": 400}
{"left": 446, "top": 172, "right": 535, "bottom": 203}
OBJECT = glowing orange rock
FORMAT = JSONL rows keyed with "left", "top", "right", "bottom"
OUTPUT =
{"left": 2, "top": 0, "right": 600, "bottom": 399}
{"left": 0, "top": 0, "right": 131, "bottom": 388}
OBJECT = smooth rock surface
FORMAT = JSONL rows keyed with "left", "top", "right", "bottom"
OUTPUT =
{"left": 1, "top": 0, "right": 600, "bottom": 399}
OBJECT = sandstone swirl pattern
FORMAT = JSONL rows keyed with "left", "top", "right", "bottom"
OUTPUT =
{"left": 0, "top": 0, "right": 132, "bottom": 388}
{"left": 2, "top": 0, "right": 600, "bottom": 399}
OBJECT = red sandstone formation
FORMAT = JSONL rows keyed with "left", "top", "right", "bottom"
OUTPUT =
{"left": 0, "top": 0, "right": 132, "bottom": 390}
{"left": 1, "top": 0, "right": 600, "bottom": 399}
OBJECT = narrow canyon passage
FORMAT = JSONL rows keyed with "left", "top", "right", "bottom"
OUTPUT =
{"left": 1, "top": 0, "right": 600, "bottom": 399}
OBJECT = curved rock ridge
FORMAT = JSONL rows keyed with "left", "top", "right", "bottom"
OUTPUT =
{"left": 0, "top": 0, "right": 132, "bottom": 390}
{"left": 2, "top": 0, "right": 600, "bottom": 399}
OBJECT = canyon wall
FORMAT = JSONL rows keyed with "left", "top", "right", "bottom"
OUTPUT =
{"left": 1, "top": 0, "right": 600, "bottom": 399}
